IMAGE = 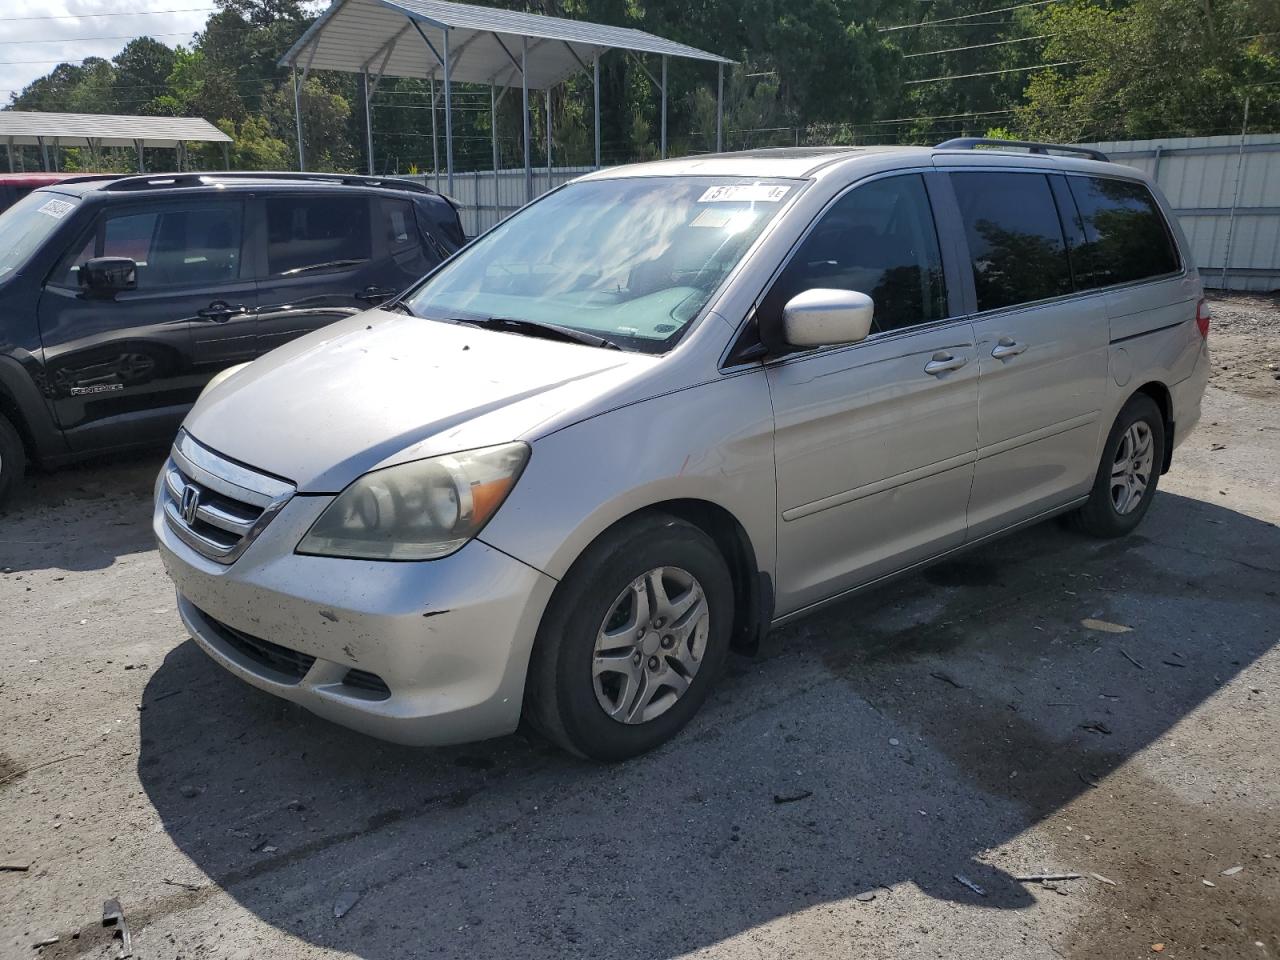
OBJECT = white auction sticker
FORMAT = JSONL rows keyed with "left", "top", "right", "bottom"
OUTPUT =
{"left": 37, "top": 198, "right": 74, "bottom": 219}
{"left": 697, "top": 184, "right": 790, "bottom": 204}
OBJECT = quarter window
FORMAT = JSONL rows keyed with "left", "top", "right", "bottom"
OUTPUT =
{"left": 762, "top": 174, "right": 947, "bottom": 339}
{"left": 950, "top": 171, "right": 1072, "bottom": 312}
{"left": 266, "top": 195, "right": 371, "bottom": 276}
{"left": 1066, "top": 176, "right": 1179, "bottom": 288}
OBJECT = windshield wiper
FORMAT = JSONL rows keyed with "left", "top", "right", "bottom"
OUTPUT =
{"left": 449, "top": 316, "right": 622, "bottom": 350}
{"left": 383, "top": 300, "right": 418, "bottom": 316}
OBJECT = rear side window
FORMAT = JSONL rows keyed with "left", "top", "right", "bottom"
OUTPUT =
{"left": 950, "top": 171, "right": 1072, "bottom": 312}
{"left": 762, "top": 173, "right": 948, "bottom": 337}
{"left": 1066, "top": 176, "right": 1179, "bottom": 288}
{"left": 266, "top": 195, "right": 371, "bottom": 276}
{"left": 377, "top": 197, "right": 416, "bottom": 250}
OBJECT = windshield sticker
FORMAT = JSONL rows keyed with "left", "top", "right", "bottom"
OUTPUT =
{"left": 37, "top": 198, "right": 74, "bottom": 220}
{"left": 698, "top": 184, "right": 790, "bottom": 204}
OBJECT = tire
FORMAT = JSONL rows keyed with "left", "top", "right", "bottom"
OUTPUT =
{"left": 1067, "top": 394, "right": 1165, "bottom": 538}
{"left": 0, "top": 412, "right": 26, "bottom": 509}
{"left": 523, "top": 513, "right": 734, "bottom": 761}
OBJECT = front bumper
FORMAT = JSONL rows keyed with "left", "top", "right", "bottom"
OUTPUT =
{"left": 155, "top": 486, "right": 558, "bottom": 746}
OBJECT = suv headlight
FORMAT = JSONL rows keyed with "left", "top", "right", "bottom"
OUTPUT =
{"left": 297, "top": 443, "right": 529, "bottom": 560}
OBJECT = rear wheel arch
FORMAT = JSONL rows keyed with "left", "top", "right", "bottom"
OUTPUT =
{"left": 1131, "top": 380, "right": 1174, "bottom": 473}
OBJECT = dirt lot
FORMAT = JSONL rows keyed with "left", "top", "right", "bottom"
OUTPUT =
{"left": 1, "top": 297, "right": 1277, "bottom": 960}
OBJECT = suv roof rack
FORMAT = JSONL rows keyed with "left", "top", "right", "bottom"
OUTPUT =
{"left": 97, "top": 171, "right": 441, "bottom": 195}
{"left": 934, "top": 137, "right": 1109, "bottom": 163}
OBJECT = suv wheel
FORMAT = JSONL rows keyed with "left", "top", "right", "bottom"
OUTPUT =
{"left": 0, "top": 412, "right": 26, "bottom": 508}
{"left": 1067, "top": 394, "right": 1165, "bottom": 538}
{"left": 523, "top": 513, "right": 733, "bottom": 761}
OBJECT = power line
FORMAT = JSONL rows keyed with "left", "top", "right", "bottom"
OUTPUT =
{"left": 905, "top": 59, "right": 1084, "bottom": 84}
{"left": 0, "top": 7, "right": 215, "bottom": 22}
{"left": 902, "top": 34, "right": 1051, "bottom": 57}
{"left": 0, "top": 31, "right": 193, "bottom": 45}
{"left": 880, "top": 0, "right": 1060, "bottom": 33}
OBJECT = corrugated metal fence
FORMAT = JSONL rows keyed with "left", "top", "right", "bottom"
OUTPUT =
{"left": 1082, "top": 135, "right": 1278, "bottom": 291}
{"left": 414, "top": 135, "right": 1280, "bottom": 292}
{"left": 406, "top": 166, "right": 596, "bottom": 238}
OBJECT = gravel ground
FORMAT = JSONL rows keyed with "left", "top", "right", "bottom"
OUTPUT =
{"left": 1, "top": 297, "right": 1277, "bottom": 960}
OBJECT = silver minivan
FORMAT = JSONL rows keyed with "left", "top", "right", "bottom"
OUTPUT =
{"left": 154, "top": 141, "right": 1210, "bottom": 760}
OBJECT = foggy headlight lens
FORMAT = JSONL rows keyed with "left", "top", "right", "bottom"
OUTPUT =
{"left": 297, "top": 442, "right": 529, "bottom": 560}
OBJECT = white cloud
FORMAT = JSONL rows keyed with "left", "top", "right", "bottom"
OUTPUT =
{"left": 0, "top": 0, "right": 214, "bottom": 108}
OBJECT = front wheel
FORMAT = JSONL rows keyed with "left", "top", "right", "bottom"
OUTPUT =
{"left": 523, "top": 514, "right": 733, "bottom": 761}
{"left": 1067, "top": 394, "right": 1165, "bottom": 538}
{"left": 0, "top": 412, "right": 26, "bottom": 509}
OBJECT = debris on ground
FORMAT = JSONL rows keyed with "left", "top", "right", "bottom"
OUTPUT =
{"left": 333, "top": 890, "right": 361, "bottom": 919}
{"left": 33, "top": 935, "right": 59, "bottom": 949}
{"left": 954, "top": 874, "right": 986, "bottom": 897}
{"left": 1091, "top": 873, "right": 1118, "bottom": 886}
{"left": 1014, "top": 872, "right": 1082, "bottom": 882}
{"left": 1082, "top": 618, "right": 1132, "bottom": 634}
{"left": 1221, "top": 865, "right": 1244, "bottom": 876}
{"left": 1202, "top": 879, "right": 1216, "bottom": 887}
{"left": 178, "top": 784, "right": 202, "bottom": 799}
{"left": 102, "top": 898, "right": 132, "bottom": 958}
{"left": 1152, "top": 944, "right": 1165, "bottom": 953}
{"left": 1080, "top": 721, "right": 1113, "bottom": 736}
{"left": 1, "top": 862, "right": 31, "bottom": 872}
{"left": 162, "top": 877, "right": 202, "bottom": 892}
{"left": 773, "top": 790, "right": 813, "bottom": 804}
{"left": 1119, "top": 649, "right": 1145, "bottom": 670}
{"left": 855, "top": 891, "right": 876, "bottom": 902}
{"left": 1076, "top": 770, "right": 1101, "bottom": 788}
{"left": 929, "top": 671, "right": 964, "bottom": 688}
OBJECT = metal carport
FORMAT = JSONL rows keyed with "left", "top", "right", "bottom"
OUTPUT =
{"left": 0, "top": 112, "right": 233, "bottom": 173}
{"left": 279, "top": 0, "right": 733, "bottom": 200}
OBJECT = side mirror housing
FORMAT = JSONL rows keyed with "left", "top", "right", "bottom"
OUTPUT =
{"left": 78, "top": 257, "right": 137, "bottom": 298}
{"left": 782, "top": 288, "right": 874, "bottom": 348}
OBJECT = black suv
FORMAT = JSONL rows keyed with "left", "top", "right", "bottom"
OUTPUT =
{"left": 0, "top": 172, "right": 464, "bottom": 504}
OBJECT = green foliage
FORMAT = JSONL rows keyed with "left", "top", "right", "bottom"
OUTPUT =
{"left": 3, "top": 0, "right": 1276, "bottom": 173}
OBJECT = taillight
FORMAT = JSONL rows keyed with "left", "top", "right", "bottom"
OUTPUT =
{"left": 1195, "top": 298, "right": 1211, "bottom": 338}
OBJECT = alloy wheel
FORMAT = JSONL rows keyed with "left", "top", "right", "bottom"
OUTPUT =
{"left": 1110, "top": 421, "right": 1154, "bottom": 515}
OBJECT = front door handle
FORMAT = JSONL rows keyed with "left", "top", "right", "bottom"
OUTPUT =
{"left": 991, "top": 337, "right": 1028, "bottom": 360}
{"left": 356, "top": 286, "right": 397, "bottom": 304}
{"left": 924, "top": 352, "right": 968, "bottom": 376}
{"left": 196, "top": 300, "right": 248, "bottom": 322}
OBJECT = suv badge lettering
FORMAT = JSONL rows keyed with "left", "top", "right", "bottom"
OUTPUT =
{"left": 181, "top": 485, "right": 201, "bottom": 525}
{"left": 69, "top": 383, "right": 124, "bottom": 396}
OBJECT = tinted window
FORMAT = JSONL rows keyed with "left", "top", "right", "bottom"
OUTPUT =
{"left": 763, "top": 174, "right": 947, "bottom": 337}
{"left": 71, "top": 203, "right": 243, "bottom": 290}
{"left": 951, "top": 172, "right": 1072, "bottom": 312}
{"left": 1067, "top": 176, "right": 1179, "bottom": 288}
{"left": 266, "top": 195, "right": 370, "bottom": 276}
{"left": 378, "top": 197, "right": 416, "bottom": 249}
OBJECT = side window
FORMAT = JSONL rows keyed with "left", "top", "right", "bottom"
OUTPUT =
{"left": 1066, "top": 176, "right": 1180, "bottom": 289}
{"left": 950, "top": 171, "right": 1072, "bottom": 312}
{"left": 266, "top": 195, "right": 371, "bottom": 276}
{"left": 762, "top": 174, "right": 947, "bottom": 338}
{"left": 56, "top": 202, "right": 243, "bottom": 289}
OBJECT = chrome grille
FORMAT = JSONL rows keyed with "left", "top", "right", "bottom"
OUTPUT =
{"left": 161, "top": 430, "right": 294, "bottom": 564}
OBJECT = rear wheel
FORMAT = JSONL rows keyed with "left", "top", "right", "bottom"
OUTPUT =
{"left": 0, "top": 412, "right": 26, "bottom": 509}
{"left": 523, "top": 513, "right": 733, "bottom": 761}
{"left": 1067, "top": 394, "right": 1165, "bottom": 538}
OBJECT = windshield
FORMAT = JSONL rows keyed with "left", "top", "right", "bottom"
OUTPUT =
{"left": 406, "top": 176, "right": 798, "bottom": 353}
{"left": 0, "top": 190, "right": 79, "bottom": 281}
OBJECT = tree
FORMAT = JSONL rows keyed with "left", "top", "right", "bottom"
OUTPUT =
{"left": 112, "top": 38, "right": 178, "bottom": 115}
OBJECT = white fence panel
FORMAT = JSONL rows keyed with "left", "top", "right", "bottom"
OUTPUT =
{"left": 405, "top": 166, "right": 598, "bottom": 238}
{"left": 1086, "top": 134, "right": 1280, "bottom": 291}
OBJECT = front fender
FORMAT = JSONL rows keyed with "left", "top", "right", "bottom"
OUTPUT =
{"left": 478, "top": 370, "right": 777, "bottom": 585}
{"left": 0, "top": 352, "right": 67, "bottom": 463}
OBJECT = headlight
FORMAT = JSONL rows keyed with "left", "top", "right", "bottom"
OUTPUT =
{"left": 297, "top": 443, "right": 529, "bottom": 560}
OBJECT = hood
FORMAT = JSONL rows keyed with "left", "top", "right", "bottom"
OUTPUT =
{"left": 183, "top": 310, "right": 658, "bottom": 492}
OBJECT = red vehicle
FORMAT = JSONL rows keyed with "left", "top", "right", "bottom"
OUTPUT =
{"left": 0, "top": 174, "right": 78, "bottom": 213}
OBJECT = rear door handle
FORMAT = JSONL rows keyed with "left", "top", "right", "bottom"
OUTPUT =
{"left": 197, "top": 301, "right": 248, "bottom": 322}
{"left": 991, "top": 338, "right": 1028, "bottom": 359}
{"left": 924, "top": 353, "right": 968, "bottom": 376}
{"left": 356, "top": 286, "right": 397, "bottom": 304}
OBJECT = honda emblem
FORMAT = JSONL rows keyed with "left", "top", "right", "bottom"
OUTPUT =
{"left": 181, "top": 485, "right": 201, "bottom": 525}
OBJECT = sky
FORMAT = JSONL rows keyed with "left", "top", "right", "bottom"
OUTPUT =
{"left": 0, "top": 1, "right": 217, "bottom": 105}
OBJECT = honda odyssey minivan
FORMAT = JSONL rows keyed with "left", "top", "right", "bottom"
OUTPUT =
{"left": 154, "top": 140, "right": 1210, "bottom": 760}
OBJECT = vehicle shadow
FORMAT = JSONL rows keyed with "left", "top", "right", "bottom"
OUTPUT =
{"left": 135, "top": 491, "right": 1279, "bottom": 959}
{"left": 0, "top": 449, "right": 162, "bottom": 573}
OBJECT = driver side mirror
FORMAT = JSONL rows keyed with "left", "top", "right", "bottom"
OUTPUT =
{"left": 78, "top": 257, "right": 137, "bottom": 298}
{"left": 783, "top": 288, "right": 874, "bottom": 348}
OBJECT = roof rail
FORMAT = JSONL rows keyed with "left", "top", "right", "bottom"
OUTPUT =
{"left": 934, "top": 137, "right": 1109, "bottom": 163}
{"left": 98, "top": 171, "right": 441, "bottom": 194}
